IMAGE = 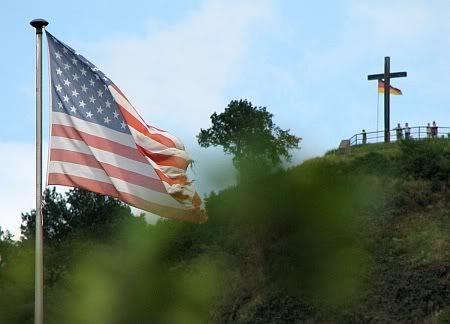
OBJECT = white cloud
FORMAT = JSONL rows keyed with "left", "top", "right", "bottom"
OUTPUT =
{"left": 348, "top": 0, "right": 434, "bottom": 47}
{"left": 299, "top": 0, "right": 437, "bottom": 83}
{"left": 79, "top": 0, "right": 275, "bottom": 138}
{"left": 0, "top": 143, "right": 36, "bottom": 238}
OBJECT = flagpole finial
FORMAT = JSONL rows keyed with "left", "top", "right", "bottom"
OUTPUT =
{"left": 30, "top": 19, "right": 49, "bottom": 34}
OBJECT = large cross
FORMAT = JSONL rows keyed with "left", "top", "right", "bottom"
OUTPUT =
{"left": 368, "top": 57, "right": 407, "bottom": 143}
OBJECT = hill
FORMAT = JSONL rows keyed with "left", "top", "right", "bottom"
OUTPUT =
{"left": 198, "top": 139, "right": 450, "bottom": 322}
{"left": 0, "top": 139, "right": 449, "bottom": 323}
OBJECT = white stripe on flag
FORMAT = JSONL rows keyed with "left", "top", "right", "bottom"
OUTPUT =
{"left": 53, "top": 112, "right": 136, "bottom": 148}
{"left": 129, "top": 126, "right": 191, "bottom": 160}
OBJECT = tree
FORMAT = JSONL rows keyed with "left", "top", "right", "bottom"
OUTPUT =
{"left": 0, "top": 227, "right": 15, "bottom": 267}
{"left": 21, "top": 187, "right": 70, "bottom": 241}
{"left": 197, "top": 99, "right": 301, "bottom": 170}
{"left": 21, "top": 187, "right": 137, "bottom": 242}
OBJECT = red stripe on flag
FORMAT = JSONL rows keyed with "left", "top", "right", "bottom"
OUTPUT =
{"left": 50, "top": 149, "right": 167, "bottom": 192}
{"left": 118, "top": 104, "right": 178, "bottom": 148}
{"left": 136, "top": 145, "right": 189, "bottom": 169}
{"left": 154, "top": 169, "right": 188, "bottom": 186}
{"left": 48, "top": 172, "right": 119, "bottom": 197}
{"left": 148, "top": 133, "right": 178, "bottom": 149}
{"left": 148, "top": 152, "right": 189, "bottom": 169}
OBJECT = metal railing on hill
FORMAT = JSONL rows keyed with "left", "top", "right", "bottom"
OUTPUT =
{"left": 349, "top": 126, "right": 450, "bottom": 146}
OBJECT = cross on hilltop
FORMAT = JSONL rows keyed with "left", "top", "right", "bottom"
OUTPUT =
{"left": 368, "top": 57, "right": 407, "bottom": 143}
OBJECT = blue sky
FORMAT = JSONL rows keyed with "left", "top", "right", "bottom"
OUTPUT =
{"left": 2, "top": 0, "right": 450, "bottom": 236}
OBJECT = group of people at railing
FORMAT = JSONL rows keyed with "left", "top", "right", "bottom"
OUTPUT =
{"left": 394, "top": 121, "right": 438, "bottom": 141}
{"left": 359, "top": 121, "right": 440, "bottom": 145}
{"left": 394, "top": 122, "right": 411, "bottom": 141}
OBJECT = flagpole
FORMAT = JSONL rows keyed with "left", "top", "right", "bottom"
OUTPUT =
{"left": 376, "top": 91, "right": 380, "bottom": 140}
{"left": 30, "top": 18, "right": 48, "bottom": 324}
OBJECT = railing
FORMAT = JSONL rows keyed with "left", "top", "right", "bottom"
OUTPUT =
{"left": 349, "top": 126, "right": 450, "bottom": 146}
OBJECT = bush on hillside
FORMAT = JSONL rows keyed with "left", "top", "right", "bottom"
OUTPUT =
{"left": 399, "top": 139, "right": 450, "bottom": 186}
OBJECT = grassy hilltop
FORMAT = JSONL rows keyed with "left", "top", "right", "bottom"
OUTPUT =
{"left": 197, "top": 139, "right": 450, "bottom": 322}
{"left": 0, "top": 140, "right": 449, "bottom": 323}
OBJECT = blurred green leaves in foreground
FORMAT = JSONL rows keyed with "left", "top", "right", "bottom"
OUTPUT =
{"left": 1, "top": 140, "right": 449, "bottom": 323}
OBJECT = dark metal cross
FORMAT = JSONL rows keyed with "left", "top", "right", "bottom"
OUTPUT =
{"left": 368, "top": 56, "right": 407, "bottom": 143}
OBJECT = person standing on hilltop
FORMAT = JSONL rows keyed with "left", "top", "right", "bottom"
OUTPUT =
{"left": 395, "top": 123, "right": 403, "bottom": 141}
{"left": 431, "top": 121, "right": 438, "bottom": 138}
{"left": 404, "top": 122, "right": 411, "bottom": 140}
{"left": 362, "top": 129, "right": 367, "bottom": 145}
{"left": 426, "top": 123, "right": 432, "bottom": 139}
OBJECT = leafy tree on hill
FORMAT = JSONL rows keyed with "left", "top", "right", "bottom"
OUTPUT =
{"left": 197, "top": 99, "right": 301, "bottom": 170}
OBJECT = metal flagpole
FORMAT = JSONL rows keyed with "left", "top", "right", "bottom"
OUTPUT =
{"left": 376, "top": 90, "right": 380, "bottom": 140}
{"left": 30, "top": 18, "right": 48, "bottom": 324}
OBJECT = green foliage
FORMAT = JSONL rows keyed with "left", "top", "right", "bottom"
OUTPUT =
{"left": 0, "top": 240, "right": 34, "bottom": 324}
{"left": 2, "top": 140, "right": 450, "bottom": 323}
{"left": 437, "top": 308, "right": 450, "bottom": 323}
{"left": 43, "top": 225, "right": 221, "bottom": 324}
{"left": 197, "top": 99, "right": 301, "bottom": 170}
{"left": 21, "top": 188, "right": 70, "bottom": 241}
{"left": 0, "top": 227, "right": 14, "bottom": 242}
{"left": 399, "top": 139, "right": 450, "bottom": 185}
{"left": 21, "top": 188, "right": 136, "bottom": 242}
{"left": 0, "top": 227, "right": 15, "bottom": 268}
{"left": 350, "top": 151, "right": 399, "bottom": 176}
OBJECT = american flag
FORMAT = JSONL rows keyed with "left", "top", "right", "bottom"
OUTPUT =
{"left": 46, "top": 31, "right": 206, "bottom": 223}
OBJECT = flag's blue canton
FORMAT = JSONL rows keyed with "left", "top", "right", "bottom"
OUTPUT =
{"left": 47, "top": 32, "right": 130, "bottom": 134}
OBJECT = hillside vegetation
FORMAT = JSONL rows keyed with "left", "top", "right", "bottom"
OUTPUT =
{"left": 0, "top": 139, "right": 449, "bottom": 323}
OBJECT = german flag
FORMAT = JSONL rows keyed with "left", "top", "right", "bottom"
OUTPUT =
{"left": 378, "top": 80, "right": 402, "bottom": 95}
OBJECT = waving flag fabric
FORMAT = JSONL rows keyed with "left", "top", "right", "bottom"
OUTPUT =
{"left": 378, "top": 80, "right": 402, "bottom": 95}
{"left": 46, "top": 31, "right": 207, "bottom": 223}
